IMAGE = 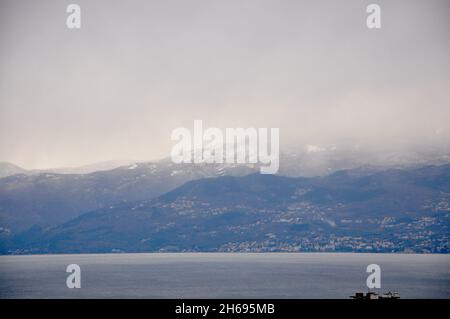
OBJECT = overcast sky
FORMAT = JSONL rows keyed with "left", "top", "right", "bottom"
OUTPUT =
{"left": 1, "top": 0, "right": 449, "bottom": 169}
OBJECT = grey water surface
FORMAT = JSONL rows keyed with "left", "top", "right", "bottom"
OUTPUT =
{"left": 1, "top": 253, "right": 449, "bottom": 298}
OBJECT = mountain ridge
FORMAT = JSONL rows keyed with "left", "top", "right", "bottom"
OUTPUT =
{"left": 3, "top": 164, "right": 448, "bottom": 254}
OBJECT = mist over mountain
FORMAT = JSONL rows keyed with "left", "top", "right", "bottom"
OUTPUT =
{"left": 0, "top": 162, "right": 27, "bottom": 179}
{"left": 38, "top": 160, "right": 141, "bottom": 175}
{"left": 2, "top": 0, "right": 450, "bottom": 172}
{"left": 2, "top": 143, "right": 449, "bottom": 178}
{"left": 0, "top": 160, "right": 142, "bottom": 178}
{"left": 279, "top": 145, "right": 450, "bottom": 177}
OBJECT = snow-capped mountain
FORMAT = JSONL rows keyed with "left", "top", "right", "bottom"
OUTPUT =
{"left": 1, "top": 145, "right": 449, "bottom": 238}
{"left": 0, "top": 160, "right": 258, "bottom": 235}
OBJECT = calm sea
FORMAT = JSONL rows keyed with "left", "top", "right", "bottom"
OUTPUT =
{"left": 0, "top": 253, "right": 449, "bottom": 298}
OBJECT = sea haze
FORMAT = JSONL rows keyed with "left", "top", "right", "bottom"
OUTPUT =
{"left": 0, "top": 253, "right": 449, "bottom": 299}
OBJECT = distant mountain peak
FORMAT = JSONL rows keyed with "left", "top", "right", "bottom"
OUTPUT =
{"left": 0, "top": 162, "right": 27, "bottom": 179}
